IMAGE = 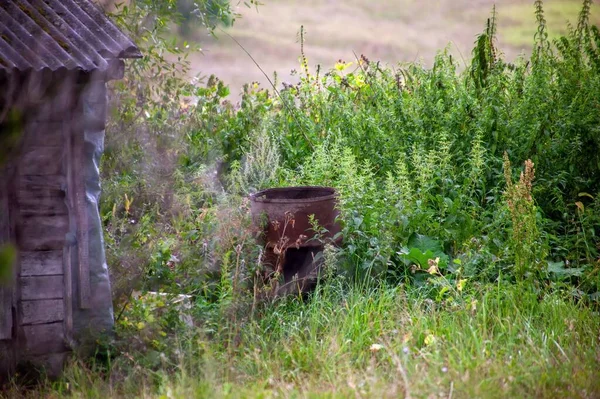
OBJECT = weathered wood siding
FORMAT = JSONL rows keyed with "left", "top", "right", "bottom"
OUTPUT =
{"left": 0, "top": 173, "right": 13, "bottom": 341}
{"left": 20, "top": 275, "right": 64, "bottom": 301}
{"left": 15, "top": 99, "right": 71, "bottom": 368}
{"left": 20, "top": 251, "right": 63, "bottom": 276}
{"left": 0, "top": 154, "right": 17, "bottom": 376}
{"left": 21, "top": 299, "right": 64, "bottom": 325}
{"left": 18, "top": 176, "right": 67, "bottom": 217}
{"left": 22, "top": 323, "right": 67, "bottom": 355}
{"left": 2, "top": 77, "right": 112, "bottom": 377}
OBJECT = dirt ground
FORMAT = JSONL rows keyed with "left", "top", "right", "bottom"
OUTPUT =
{"left": 187, "top": 0, "right": 598, "bottom": 97}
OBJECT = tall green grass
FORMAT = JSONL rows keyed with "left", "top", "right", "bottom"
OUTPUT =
{"left": 5, "top": 282, "right": 598, "bottom": 398}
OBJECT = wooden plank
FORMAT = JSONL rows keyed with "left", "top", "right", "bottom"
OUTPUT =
{"left": 18, "top": 194, "right": 67, "bottom": 216}
{"left": 32, "top": 94, "right": 71, "bottom": 123}
{"left": 23, "top": 122, "right": 64, "bottom": 148}
{"left": 0, "top": 175, "right": 13, "bottom": 341}
{"left": 18, "top": 175, "right": 65, "bottom": 193}
{"left": 20, "top": 251, "right": 63, "bottom": 276}
{"left": 63, "top": 247, "right": 73, "bottom": 341}
{"left": 17, "top": 174, "right": 67, "bottom": 216}
{"left": 18, "top": 216, "right": 68, "bottom": 250}
{"left": 62, "top": 125, "right": 74, "bottom": 338}
{"left": 19, "top": 147, "right": 63, "bottom": 176}
{"left": 22, "top": 323, "right": 66, "bottom": 356}
{"left": 0, "top": 176, "right": 10, "bottom": 240}
{"left": 21, "top": 299, "right": 64, "bottom": 325}
{"left": 20, "top": 276, "right": 64, "bottom": 301}
{"left": 0, "top": 288, "right": 12, "bottom": 340}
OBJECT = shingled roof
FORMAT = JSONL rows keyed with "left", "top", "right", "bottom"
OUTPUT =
{"left": 0, "top": 0, "right": 141, "bottom": 74}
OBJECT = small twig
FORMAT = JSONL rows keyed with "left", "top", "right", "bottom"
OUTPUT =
{"left": 352, "top": 51, "right": 367, "bottom": 71}
{"left": 451, "top": 41, "right": 467, "bottom": 69}
{"left": 115, "top": 287, "right": 135, "bottom": 322}
{"left": 218, "top": 27, "right": 315, "bottom": 150}
{"left": 384, "top": 339, "right": 412, "bottom": 399}
{"left": 412, "top": 50, "right": 420, "bottom": 64}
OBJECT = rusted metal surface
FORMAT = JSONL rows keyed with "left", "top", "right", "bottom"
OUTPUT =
{"left": 0, "top": 0, "right": 141, "bottom": 74}
{"left": 250, "top": 186, "right": 341, "bottom": 249}
{"left": 250, "top": 186, "right": 341, "bottom": 296}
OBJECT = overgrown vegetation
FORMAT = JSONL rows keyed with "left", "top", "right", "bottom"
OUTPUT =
{"left": 4, "top": 1, "right": 600, "bottom": 397}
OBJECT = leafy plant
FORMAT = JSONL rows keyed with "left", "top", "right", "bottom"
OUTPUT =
{"left": 398, "top": 234, "right": 450, "bottom": 271}
{"left": 503, "top": 154, "right": 546, "bottom": 280}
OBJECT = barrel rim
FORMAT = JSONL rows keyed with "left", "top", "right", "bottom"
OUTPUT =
{"left": 250, "top": 186, "right": 337, "bottom": 204}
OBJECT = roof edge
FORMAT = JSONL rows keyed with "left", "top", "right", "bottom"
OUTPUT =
{"left": 118, "top": 46, "right": 143, "bottom": 59}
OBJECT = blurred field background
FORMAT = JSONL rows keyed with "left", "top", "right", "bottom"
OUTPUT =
{"left": 182, "top": 0, "right": 599, "bottom": 96}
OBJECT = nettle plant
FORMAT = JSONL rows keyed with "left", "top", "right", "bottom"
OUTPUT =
{"left": 258, "top": 1, "right": 600, "bottom": 295}
{"left": 98, "top": 0, "right": 600, "bottom": 341}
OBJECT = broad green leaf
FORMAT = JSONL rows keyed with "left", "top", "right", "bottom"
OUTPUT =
{"left": 547, "top": 261, "right": 586, "bottom": 278}
{"left": 407, "top": 233, "right": 444, "bottom": 255}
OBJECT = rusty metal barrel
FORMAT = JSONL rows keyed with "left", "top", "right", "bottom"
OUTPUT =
{"left": 250, "top": 186, "right": 341, "bottom": 248}
{"left": 249, "top": 186, "right": 341, "bottom": 295}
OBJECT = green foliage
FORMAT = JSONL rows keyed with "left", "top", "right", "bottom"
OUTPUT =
{"left": 258, "top": 4, "right": 600, "bottom": 289}
{"left": 228, "top": 123, "right": 282, "bottom": 195}
{"left": 17, "top": 283, "right": 600, "bottom": 398}
{"left": 97, "top": 0, "right": 600, "bottom": 325}
{"left": 0, "top": 244, "right": 16, "bottom": 284}
{"left": 398, "top": 234, "right": 449, "bottom": 271}
{"left": 13, "top": 0, "right": 599, "bottom": 396}
{"left": 503, "top": 154, "right": 546, "bottom": 280}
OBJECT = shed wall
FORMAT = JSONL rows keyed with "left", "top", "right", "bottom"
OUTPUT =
{"left": 15, "top": 88, "right": 73, "bottom": 371}
{"left": 1, "top": 75, "right": 114, "bottom": 377}
{"left": 0, "top": 158, "right": 17, "bottom": 376}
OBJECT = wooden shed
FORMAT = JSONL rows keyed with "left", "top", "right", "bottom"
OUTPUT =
{"left": 0, "top": 0, "right": 140, "bottom": 377}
